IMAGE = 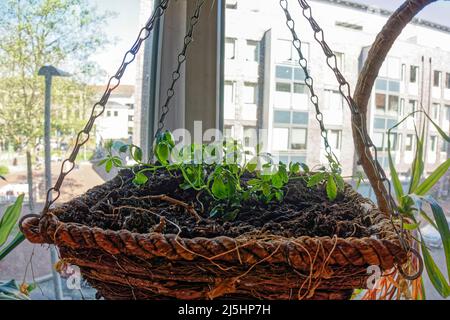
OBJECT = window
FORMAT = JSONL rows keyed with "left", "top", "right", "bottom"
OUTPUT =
{"left": 128, "top": 115, "right": 133, "bottom": 122}
{"left": 388, "top": 95, "right": 399, "bottom": 113}
{"left": 430, "top": 135, "right": 437, "bottom": 152}
{"left": 274, "top": 111, "right": 290, "bottom": 123}
{"left": 292, "top": 111, "right": 308, "bottom": 125}
{"left": 446, "top": 73, "right": 450, "bottom": 89}
{"left": 224, "top": 125, "right": 234, "bottom": 138}
{"left": 441, "top": 139, "right": 448, "bottom": 153}
{"left": 225, "top": 0, "right": 237, "bottom": 9}
{"left": 431, "top": 103, "right": 440, "bottom": 120}
{"left": 328, "top": 129, "right": 342, "bottom": 150}
{"left": 272, "top": 128, "right": 289, "bottom": 151}
{"left": 225, "top": 38, "right": 236, "bottom": 60}
{"left": 243, "top": 83, "right": 257, "bottom": 104}
{"left": 406, "top": 99, "right": 417, "bottom": 114}
{"left": 276, "top": 66, "right": 292, "bottom": 79}
{"left": 405, "top": 134, "right": 414, "bottom": 151}
{"left": 291, "top": 128, "right": 307, "bottom": 150}
{"left": 245, "top": 40, "right": 259, "bottom": 62}
{"left": 243, "top": 127, "right": 257, "bottom": 148}
{"left": 375, "top": 93, "right": 386, "bottom": 111}
{"left": 114, "top": 111, "right": 118, "bottom": 117}
{"left": 401, "top": 64, "right": 406, "bottom": 81}
{"left": 106, "top": 111, "right": 111, "bottom": 117}
{"left": 433, "top": 70, "right": 441, "bottom": 87}
{"left": 334, "top": 52, "right": 344, "bottom": 71}
{"left": 276, "top": 39, "right": 293, "bottom": 62}
{"left": 325, "top": 89, "right": 343, "bottom": 110}
{"left": 410, "top": 65, "right": 418, "bottom": 83}
{"left": 224, "top": 81, "right": 235, "bottom": 103}
{"left": 293, "top": 83, "right": 306, "bottom": 94}
{"left": 445, "top": 105, "right": 450, "bottom": 121}
{"left": 373, "top": 132, "right": 384, "bottom": 151}
{"left": 276, "top": 82, "right": 291, "bottom": 92}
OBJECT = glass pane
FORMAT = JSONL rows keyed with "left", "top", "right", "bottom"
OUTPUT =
{"left": 291, "top": 128, "right": 307, "bottom": 150}
{"left": 245, "top": 40, "right": 259, "bottom": 62}
{"left": 375, "top": 93, "right": 386, "bottom": 110}
{"left": 224, "top": 81, "right": 234, "bottom": 103}
{"left": 375, "top": 79, "right": 387, "bottom": 91}
{"left": 275, "top": 66, "right": 292, "bottom": 79}
{"left": 373, "top": 132, "right": 384, "bottom": 151}
{"left": 388, "top": 95, "right": 399, "bottom": 112}
{"left": 243, "top": 83, "right": 257, "bottom": 104}
{"left": 388, "top": 80, "right": 400, "bottom": 92}
{"left": 294, "top": 68, "right": 306, "bottom": 81}
{"left": 273, "top": 110, "right": 291, "bottom": 123}
{"left": 293, "top": 83, "right": 306, "bottom": 94}
{"left": 275, "top": 39, "right": 292, "bottom": 62}
{"left": 276, "top": 82, "right": 291, "bottom": 92}
{"left": 225, "top": 38, "right": 235, "bottom": 59}
{"left": 292, "top": 111, "right": 308, "bottom": 125}
{"left": 374, "top": 117, "right": 385, "bottom": 129}
{"left": 272, "top": 128, "right": 289, "bottom": 150}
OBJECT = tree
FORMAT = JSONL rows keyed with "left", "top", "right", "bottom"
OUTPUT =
{"left": 0, "top": 0, "right": 112, "bottom": 211}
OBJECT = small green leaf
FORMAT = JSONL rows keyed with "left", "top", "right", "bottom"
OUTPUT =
{"left": 289, "top": 162, "right": 300, "bottom": 174}
{"left": 212, "top": 176, "right": 228, "bottom": 200}
{"left": 326, "top": 175, "right": 337, "bottom": 201}
{"left": 247, "top": 179, "right": 260, "bottom": 186}
{"left": 0, "top": 194, "right": 24, "bottom": 247}
{"left": 334, "top": 174, "right": 345, "bottom": 191}
{"left": 155, "top": 142, "right": 170, "bottom": 164}
{"left": 132, "top": 172, "right": 148, "bottom": 186}
{"left": 132, "top": 146, "right": 143, "bottom": 162}
{"left": 246, "top": 162, "right": 257, "bottom": 172}
{"left": 105, "top": 159, "right": 113, "bottom": 173}
{"left": 307, "top": 172, "right": 326, "bottom": 187}
{"left": 272, "top": 173, "right": 283, "bottom": 189}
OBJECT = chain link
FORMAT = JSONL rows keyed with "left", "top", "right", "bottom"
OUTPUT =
{"left": 41, "top": 0, "right": 171, "bottom": 215}
{"left": 154, "top": 0, "right": 206, "bottom": 140}
{"left": 279, "top": 0, "right": 412, "bottom": 256}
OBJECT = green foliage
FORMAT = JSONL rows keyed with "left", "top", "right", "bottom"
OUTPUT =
{"left": 98, "top": 130, "right": 345, "bottom": 220}
{"left": 387, "top": 110, "right": 450, "bottom": 298}
{"left": 0, "top": 194, "right": 25, "bottom": 261}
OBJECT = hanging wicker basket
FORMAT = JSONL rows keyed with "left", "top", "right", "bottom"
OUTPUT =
{"left": 20, "top": 170, "right": 408, "bottom": 300}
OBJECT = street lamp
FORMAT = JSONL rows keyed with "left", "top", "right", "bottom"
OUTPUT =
{"left": 38, "top": 65, "right": 71, "bottom": 300}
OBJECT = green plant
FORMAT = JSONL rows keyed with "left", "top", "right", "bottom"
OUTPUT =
{"left": 386, "top": 110, "right": 450, "bottom": 299}
{"left": 0, "top": 194, "right": 33, "bottom": 300}
{"left": 99, "top": 131, "right": 346, "bottom": 220}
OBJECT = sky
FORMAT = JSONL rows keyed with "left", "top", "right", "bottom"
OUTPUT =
{"left": 90, "top": 0, "right": 450, "bottom": 85}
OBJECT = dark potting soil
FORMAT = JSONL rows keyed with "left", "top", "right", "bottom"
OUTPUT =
{"left": 58, "top": 167, "right": 376, "bottom": 239}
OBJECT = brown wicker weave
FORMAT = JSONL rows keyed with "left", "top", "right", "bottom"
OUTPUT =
{"left": 20, "top": 183, "right": 407, "bottom": 300}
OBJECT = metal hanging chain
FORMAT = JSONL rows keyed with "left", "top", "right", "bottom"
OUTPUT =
{"left": 40, "top": 0, "right": 171, "bottom": 216}
{"left": 284, "top": 0, "right": 422, "bottom": 279}
{"left": 154, "top": 0, "right": 206, "bottom": 140}
{"left": 278, "top": 1, "right": 340, "bottom": 168}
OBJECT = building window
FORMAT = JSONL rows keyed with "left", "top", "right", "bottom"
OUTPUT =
{"left": 406, "top": 99, "right": 417, "bottom": 115}
{"left": 334, "top": 52, "right": 344, "bottom": 71}
{"left": 293, "top": 83, "right": 306, "bottom": 94}
{"left": 405, "top": 134, "right": 414, "bottom": 151}
{"left": 276, "top": 82, "right": 291, "bottom": 92}
{"left": 328, "top": 129, "right": 342, "bottom": 150}
{"left": 433, "top": 70, "right": 441, "bottom": 87}
{"left": 388, "top": 95, "right": 399, "bottom": 113}
{"left": 430, "top": 135, "right": 437, "bottom": 153}
{"left": 291, "top": 128, "right": 307, "bottom": 150}
{"left": 225, "top": 38, "right": 236, "bottom": 60}
{"left": 106, "top": 111, "right": 111, "bottom": 117}
{"left": 128, "top": 127, "right": 133, "bottom": 136}
{"left": 446, "top": 73, "right": 450, "bottom": 89}
{"left": 445, "top": 105, "right": 450, "bottom": 121}
{"left": 401, "top": 64, "right": 406, "bottom": 81}
{"left": 441, "top": 139, "right": 448, "bottom": 153}
{"left": 272, "top": 128, "right": 289, "bottom": 151}
{"left": 375, "top": 93, "right": 386, "bottom": 111}
{"left": 243, "top": 126, "right": 257, "bottom": 148}
{"left": 274, "top": 110, "right": 290, "bottom": 123}
{"left": 225, "top": 0, "right": 237, "bottom": 9}
{"left": 243, "top": 82, "right": 257, "bottom": 104}
{"left": 373, "top": 132, "right": 384, "bottom": 151}
{"left": 431, "top": 103, "right": 440, "bottom": 120}
{"left": 224, "top": 125, "right": 234, "bottom": 138}
{"left": 410, "top": 65, "right": 418, "bottom": 83}
{"left": 224, "top": 81, "right": 235, "bottom": 103}
{"left": 292, "top": 111, "right": 308, "bottom": 125}
{"left": 128, "top": 115, "right": 134, "bottom": 122}
{"left": 245, "top": 40, "right": 259, "bottom": 62}
{"left": 114, "top": 111, "right": 118, "bottom": 117}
